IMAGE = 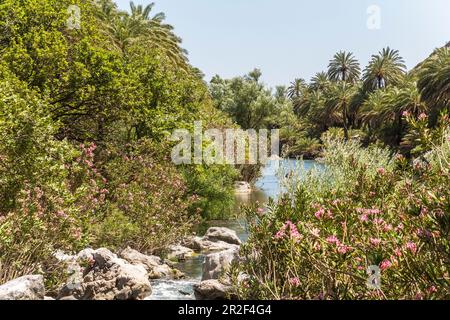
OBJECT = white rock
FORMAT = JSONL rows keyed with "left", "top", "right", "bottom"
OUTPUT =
{"left": 194, "top": 280, "right": 232, "bottom": 300}
{"left": 0, "top": 275, "right": 45, "bottom": 300}
{"left": 167, "top": 245, "right": 195, "bottom": 261}
{"left": 58, "top": 248, "right": 151, "bottom": 300}
{"left": 202, "top": 248, "right": 239, "bottom": 281}
{"left": 119, "top": 247, "right": 161, "bottom": 270}
{"left": 204, "top": 227, "right": 241, "bottom": 245}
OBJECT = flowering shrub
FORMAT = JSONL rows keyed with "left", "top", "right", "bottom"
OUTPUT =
{"left": 231, "top": 123, "right": 450, "bottom": 300}
{"left": 95, "top": 139, "right": 198, "bottom": 254}
{"left": 0, "top": 77, "right": 104, "bottom": 285}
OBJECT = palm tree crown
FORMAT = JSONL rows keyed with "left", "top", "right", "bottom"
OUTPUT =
{"left": 363, "top": 47, "right": 406, "bottom": 91}
{"left": 328, "top": 51, "right": 361, "bottom": 83}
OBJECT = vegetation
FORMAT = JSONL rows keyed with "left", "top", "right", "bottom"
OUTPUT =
{"left": 0, "top": 0, "right": 449, "bottom": 301}
{"left": 231, "top": 114, "right": 450, "bottom": 299}
{"left": 0, "top": 0, "right": 238, "bottom": 285}
{"left": 212, "top": 45, "right": 449, "bottom": 160}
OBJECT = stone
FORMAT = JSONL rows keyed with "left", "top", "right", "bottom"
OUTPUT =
{"left": 202, "top": 248, "right": 239, "bottom": 281}
{"left": 119, "top": 247, "right": 162, "bottom": 270}
{"left": 194, "top": 280, "right": 232, "bottom": 300}
{"left": 181, "top": 236, "right": 204, "bottom": 252}
{"left": 119, "top": 247, "right": 184, "bottom": 280}
{"left": 59, "top": 295, "right": 77, "bottom": 300}
{"left": 0, "top": 275, "right": 45, "bottom": 300}
{"left": 204, "top": 227, "right": 241, "bottom": 246}
{"left": 58, "top": 248, "right": 151, "bottom": 300}
{"left": 167, "top": 245, "right": 195, "bottom": 261}
{"left": 199, "top": 240, "right": 239, "bottom": 253}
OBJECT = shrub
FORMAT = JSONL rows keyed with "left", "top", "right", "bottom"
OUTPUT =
{"left": 231, "top": 124, "right": 450, "bottom": 299}
{"left": 0, "top": 76, "right": 104, "bottom": 284}
{"left": 96, "top": 139, "right": 199, "bottom": 254}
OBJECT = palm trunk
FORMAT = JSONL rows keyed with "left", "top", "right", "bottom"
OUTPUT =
{"left": 343, "top": 104, "right": 349, "bottom": 141}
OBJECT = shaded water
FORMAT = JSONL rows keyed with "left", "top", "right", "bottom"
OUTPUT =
{"left": 148, "top": 159, "right": 320, "bottom": 300}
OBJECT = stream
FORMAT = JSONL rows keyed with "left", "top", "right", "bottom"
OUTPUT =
{"left": 148, "top": 159, "right": 320, "bottom": 300}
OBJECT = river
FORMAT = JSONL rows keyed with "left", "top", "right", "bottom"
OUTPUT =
{"left": 148, "top": 159, "right": 320, "bottom": 300}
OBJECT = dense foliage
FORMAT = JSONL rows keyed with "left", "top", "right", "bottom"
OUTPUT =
{"left": 212, "top": 45, "right": 450, "bottom": 159}
{"left": 0, "top": 0, "right": 238, "bottom": 285}
{"left": 231, "top": 115, "right": 450, "bottom": 299}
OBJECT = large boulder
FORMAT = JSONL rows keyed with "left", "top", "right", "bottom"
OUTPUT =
{"left": 0, "top": 275, "right": 45, "bottom": 300}
{"left": 181, "top": 236, "right": 204, "bottom": 252}
{"left": 167, "top": 245, "right": 195, "bottom": 261}
{"left": 119, "top": 247, "right": 161, "bottom": 270}
{"left": 119, "top": 247, "right": 184, "bottom": 280}
{"left": 204, "top": 227, "right": 241, "bottom": 246}
{"left": 58, "top": 248, "right": 151, "bottom": 300}
{"left": 202, "top": 248, "right": 239, "bottom": 281}
{"left": 182, "top": 236, "right": 238, "bottom": 253}
{"left": 194, "top": 280, "right": 232, "bottom": 300}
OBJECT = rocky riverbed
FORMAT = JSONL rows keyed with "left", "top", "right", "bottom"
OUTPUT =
{"left": 0, "top": 227, "right": 242, "bottom": 301}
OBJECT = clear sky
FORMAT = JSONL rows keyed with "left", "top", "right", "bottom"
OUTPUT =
{"left": 115, "top": 0, "right": 450, "bottom": 88}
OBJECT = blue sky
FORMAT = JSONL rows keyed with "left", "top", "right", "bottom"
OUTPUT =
{"left": 115, "top": 0, "right": 450, "bottom": 88}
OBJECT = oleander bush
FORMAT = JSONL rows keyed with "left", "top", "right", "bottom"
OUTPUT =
{"left": 231, "top": 114, "right": 450, "bottom": 300}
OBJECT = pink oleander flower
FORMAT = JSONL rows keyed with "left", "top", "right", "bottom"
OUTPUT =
{"left": 357, "top": 265, "right": 365, "bottom": 271}
{"left": 418, "top": 113, "right": 428, "bottom": 120}
{"left": 275, "top": 221, "right": 302, "bottom": 242}
{"left": 377, "top": 167, "right": 386, "bottom": 175}
{"left": 380, "top": 259, "right": 392, "bottom": 271}
{"left": 370, "top": 238, "right": 382, "bottom": 246}
{"left": 406, "top": 241, "right": 417, "bottom": 254}
{"left": 427, "top": 286, "right": 437, "bottom": 294}
{"left": 402, "top": 111, "right": 410, "bottom": 117}
{"left": 289, "top": 277, "right": 301, "bottom": 287}
{"left": 314, "top": 207, "right": 325, "bottom": 220}
{"left": 394, "top": 248, "right": 403, "bottom": 257}
{"left": 337, "top": 245, "right": 350, "bottom": 254}
{"left": 326, "top": 235, "right": 340, "bottom": 245}
{"left": 256, "top": 207, "right": 265, "bottom": 214}
{"left": 359, "top": 214, "right": 369, "bottom": 222}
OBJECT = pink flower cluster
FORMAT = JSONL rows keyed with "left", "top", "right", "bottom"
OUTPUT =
{"left": 288, "top": 277, "right": 301, "bottom": 287}
{"left": 357, "top": 208, "right": 382, "bottom": 222}
{"left": 314, "top": 207, "right": 333, "bottom": 220}
{"left": 326, "top": 235, "right": 351, "bottom": 254}
{"left": 380, "top": 259, "right": 392, "bottom": 271}
{"left": 275, "top": 221, "right": 302, "bottom": 242}
{"left": 406, "top": 241, "right": 418, "bottom": 254}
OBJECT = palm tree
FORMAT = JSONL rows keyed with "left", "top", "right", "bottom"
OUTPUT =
{"left": 417, "top": 47, "right": 450, "bottom": 116}
{"left": 325, "top": 82, "right": 357, "bottom": 140}
{"left": 98, "top": 1, "right": 188, "bottom": 67}
{"left": 363, "top": 47, "right": 406, "bottom": 91}
{"left": 360, "top": 89, "right": 387, "bottom": 129}
{"left": 328, "top": 51, "right": 361, "bottom": 83}
{"left": 361, "top": 77, "right": 427, "bottom": 144}
{"left": 309, "top": 72, "right": 330, "bottom": 91}
{"left": 287, "top": 78, "right": 306, "bottom": 99}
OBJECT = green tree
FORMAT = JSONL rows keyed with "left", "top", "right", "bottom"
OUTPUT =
{"left": 325, "top": 82, "right": 358, "bottom": 140}
{"left": 363, "top": 47, "right": 406, "bottom": 91}
{"left": 328, "top": 51, "right": 361, "bottom": 83}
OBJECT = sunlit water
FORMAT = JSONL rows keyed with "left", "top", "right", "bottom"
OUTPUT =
{"left": 148, "top": 159, "right": 321, "bottom": 300}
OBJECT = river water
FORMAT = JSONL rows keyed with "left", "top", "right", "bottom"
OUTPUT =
{"left": 148, "top": 159, "right": 320, "bottom": 300}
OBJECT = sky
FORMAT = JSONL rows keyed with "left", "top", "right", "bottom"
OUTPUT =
{"left": 115, "top": 0, "right": 450, "bottom": 88}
